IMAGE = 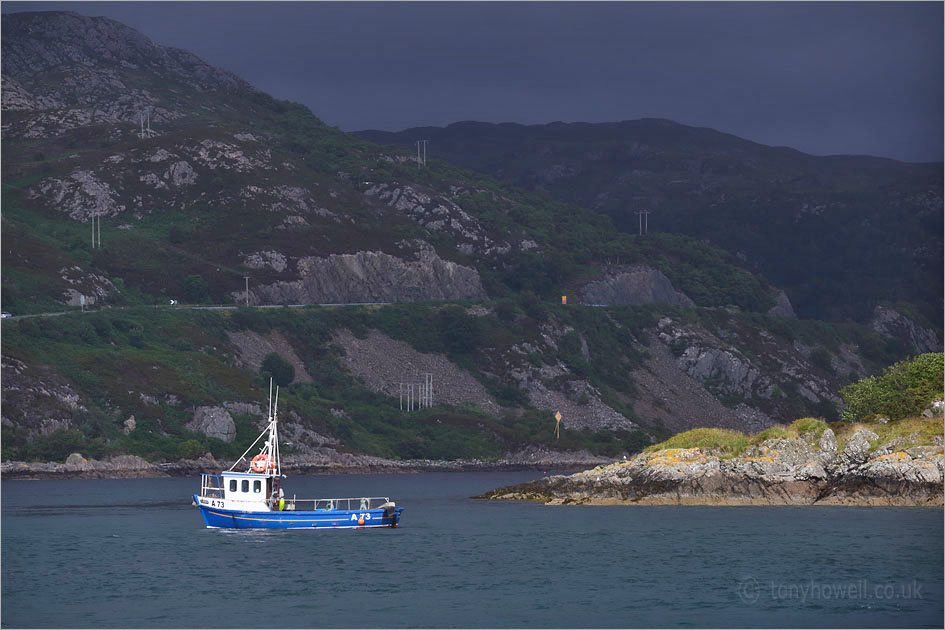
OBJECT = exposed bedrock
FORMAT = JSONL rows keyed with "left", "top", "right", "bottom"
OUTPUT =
{"left": 579, "top": 266, "right": 695, "bottom": 307}
{"left": 245, "top": 250, "right": 487, "bottom": 305}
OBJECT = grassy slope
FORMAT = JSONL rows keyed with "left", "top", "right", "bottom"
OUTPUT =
{"left": 646, "top": 416, "right": 943, "bottom": 459}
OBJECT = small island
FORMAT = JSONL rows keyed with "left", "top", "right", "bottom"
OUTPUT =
{"left": 477, "top": 414, "right": 944, "bottom": 507}
{"left": 478, "top": 354, "right": 944, "bottom": 507}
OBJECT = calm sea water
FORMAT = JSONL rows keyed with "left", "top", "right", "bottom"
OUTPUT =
{"left": 1, "top": 472, "right": 942, "bottom": 628}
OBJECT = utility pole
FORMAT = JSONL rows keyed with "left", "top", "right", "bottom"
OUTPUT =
{"left": 97, "top": 213, "right": 101, "bottom": 248}
{"left": 415, "top": 140, "right": 428, "bottom": 167}
{"left": 635, "top": 209, "right": 651, "bottom": 235}
{"left": 243, "top": 276, "right": 250, "bottom": 306}
{"left": 139, "top": 109, "right": 155, "bottom": 139}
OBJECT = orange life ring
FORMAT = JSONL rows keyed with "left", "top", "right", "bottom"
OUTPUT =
{"left": 251, "top": 454, "right": 275, "bottom": 473}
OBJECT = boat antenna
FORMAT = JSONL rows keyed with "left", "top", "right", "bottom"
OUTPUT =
{"left": 268, "top": 378, "right": 273, "bottom": 422}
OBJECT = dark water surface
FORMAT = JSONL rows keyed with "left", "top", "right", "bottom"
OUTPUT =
{"left": 2, "top": 472, "right": 942, "bottom": 628}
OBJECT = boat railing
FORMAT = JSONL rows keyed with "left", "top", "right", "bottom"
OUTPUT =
{"left": 200, "top": 473, "right": 225, "bottom": 499}
{"left": 286, "top": 496, "right": 391, "bottom": 512}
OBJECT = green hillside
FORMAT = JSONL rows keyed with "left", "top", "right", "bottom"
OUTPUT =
{"left": 0, "top": 12, "right": 929, "bottom": 464}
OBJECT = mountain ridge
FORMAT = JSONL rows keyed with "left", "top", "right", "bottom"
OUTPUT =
{"left": 357, "top": 119, "right": 943, "bottom": 324}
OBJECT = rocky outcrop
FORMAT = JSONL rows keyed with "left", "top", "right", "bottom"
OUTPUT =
{"left": 1, "top": 355, "right": 85, "bottom": 438}
{"left": 242, "top": 250, "right": 288, "bottom": 272}
{"left": 363, "top": 183, "right": 511, "bottom": 257}
{"left": 478, "top": 433, "right": 944, "bottom": 506}
{"left": 579, "top": 266, "right": 695, "bottom": 307}
{"left": 1, "top": 454, "right": 163, "bottom": 479}
{"left": 869, "top": 306, "right": 941, "bottom": 354}
{"left": 31, "top": 171, "right": 126, "bottom": 221}
{"left": 186, "top": 407, "right": 236, "bottom": 443}
{"left": 630, "top": 335, "right": 773, "bottom": 434}
{"left": 653, "top": 315, "right": 841, "bottom": 421}
{"left": 59, "top": 265, "right": 117, "bottom": 306}
{"left": 247, "top": 250, "right": 487, "bottom": 305}
{"left": 1, "top": 11, "right": 250, "bottom": 138}
{"left": 767, "top": 290, "right": 797, "bottom": 318}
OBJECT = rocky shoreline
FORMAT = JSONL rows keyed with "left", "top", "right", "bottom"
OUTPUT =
{"left": 0, "top": 445, "right": 610, "bottom": 480}
{"left": 476, "top": 428, "right": 945, "bottom": 507}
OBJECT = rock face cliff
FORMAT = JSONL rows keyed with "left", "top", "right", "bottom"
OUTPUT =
{"left": 246, "top": 249, "right": 487, "bottom": 304}
{"left": 579, "top": 266, "right": 695, "bottom": 307}
{"left": 869, "top": 305, "right": 942, "bottom": 355}
{"left": 479, "top": 426, "right": 945, "bottom": 507}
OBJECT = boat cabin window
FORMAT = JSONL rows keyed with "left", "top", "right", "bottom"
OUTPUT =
{"left": 241, "top": 480, "right": 249, "bottom": 493}
{"left": 253, "top": 480, "right": 262, "bottom": 493}
{"left": 229, "top": 480, "right": 237, "bottom": 492}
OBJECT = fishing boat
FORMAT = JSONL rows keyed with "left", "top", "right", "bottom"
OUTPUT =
{"left": 192, "top": 382, "right": 404, "bottom": 529}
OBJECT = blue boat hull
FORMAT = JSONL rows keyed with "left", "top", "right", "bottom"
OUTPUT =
{"left": 193, "top": 495, "right": 403, "bottom": 529}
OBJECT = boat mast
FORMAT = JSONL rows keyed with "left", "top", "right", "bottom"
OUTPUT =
{"left": 226, "top": 378, "right": 281, "bottom": 473}
{"left": 271, "top": 384, "right": 281, "bottom": 477}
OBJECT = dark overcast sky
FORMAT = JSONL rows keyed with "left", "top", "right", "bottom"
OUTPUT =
{"left": 4, "top": 1, "right": 943, "bottom": 162}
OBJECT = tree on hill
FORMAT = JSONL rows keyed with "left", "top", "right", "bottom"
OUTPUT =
{"left": 261, "top": 352, "right": 295, "bottom": 387}
{"left": 182, "top": 275, "right": 209, "bottom": 304}
{"left": 840, "top": 353, "right": 944, "bottom": 422}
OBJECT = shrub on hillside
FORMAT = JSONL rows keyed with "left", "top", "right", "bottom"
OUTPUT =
{"left": 435, "top": 305, "right": 480, "bottom": 355}
{"left": 182, "top": 275, "right": 209, "bottom": 304}
{"left": 840, "top": 353, "right": 944, "bottom": 422}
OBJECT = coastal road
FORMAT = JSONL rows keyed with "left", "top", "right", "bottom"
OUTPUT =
{"left": 0, "top": 302, "right": 395, "bottom": 320}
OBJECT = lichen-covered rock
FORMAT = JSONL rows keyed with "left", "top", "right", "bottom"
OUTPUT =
{"left": 65, "top": 453, "right": 86, "bottom": 466}
{"left": 186, "top": 406, "right": 236, "bottom": 443}
{"left": 818, "top": 428, "right": 838, "bottom": 465}
{"left": 838, "top": 429, "right": 879, "bottom": 469}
